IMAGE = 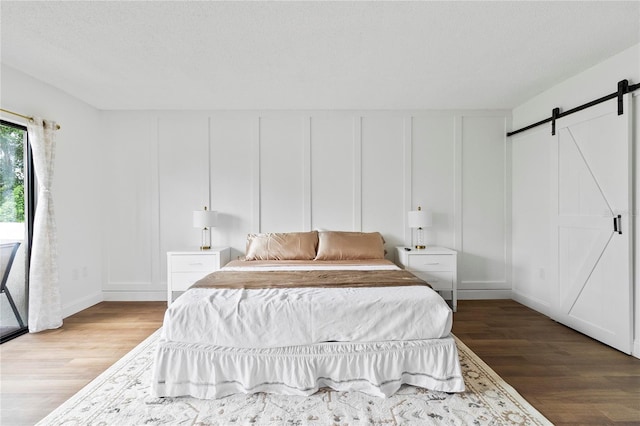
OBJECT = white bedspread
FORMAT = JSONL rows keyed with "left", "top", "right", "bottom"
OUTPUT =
{"left": 161, "top": 264, "right": 453, "bottom": 349}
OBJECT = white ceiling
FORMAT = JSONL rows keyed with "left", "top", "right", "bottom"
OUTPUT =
{"left": 1, "top": 1, "right": 639, "bottom": 110}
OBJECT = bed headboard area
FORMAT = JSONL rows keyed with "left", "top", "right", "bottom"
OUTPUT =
{"left": 245, "top": 231, "right": 385, "bottom": 261}
{"left": 100, "top": 111, "right": 511, "bottom": 301}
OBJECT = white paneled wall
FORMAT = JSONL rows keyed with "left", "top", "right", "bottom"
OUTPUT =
{"left": 103, "top": 112, "right": 156, "bottom": 288}
{"left": 411, "top": 115, "right": 456, "bottom": 249}
{"left": 310, "top": 114, "right": 355, "bottom": 231}
{"left": 361, "top": 116, "right": 406, "bottom": 249}
{"left": 102, "top": 110, "right": 509, "bottom": 300}
{"left": 259, "top": 116, "right": 307, "bottom": 232}
{"left": 460, "top": 116, "right": 509, "bottom": 295}
{"left": 158, "top": 114, "right": 211, "bottom": 282}
{"left": 209, "top": 115, "right": 254, "bottom": 256}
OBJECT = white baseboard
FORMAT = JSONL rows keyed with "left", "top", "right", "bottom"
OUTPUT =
{"left": 633, "top": 340, "right": 640, "bottom": 360}
{"left": 511, "top": 290, "right": 552, "bottom": 317}
{"left": 102, "top": 290, "right": 166, "bottom": 302}
{"left": 457, "top": 289, "right": 511, "bottom": 300}
{"left": 62, "top": 291, "right": 103, "bottom": 318}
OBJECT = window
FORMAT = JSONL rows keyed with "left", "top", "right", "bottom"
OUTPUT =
{"left": 0, "top": 120, "right": 35, "bottom": 342}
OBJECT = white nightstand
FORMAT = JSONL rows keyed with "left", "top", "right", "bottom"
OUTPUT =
{"left": 166, "top": 247, "right": 231, "bottom": 306}
{"left": 396, "top": 246, "right": 458, "bottom": 312}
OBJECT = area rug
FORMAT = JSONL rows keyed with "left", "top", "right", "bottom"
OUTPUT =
{"left": 36, "top": 330, "right": 552, "bottom": 425}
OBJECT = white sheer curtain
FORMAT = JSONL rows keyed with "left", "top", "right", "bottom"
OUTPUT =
{"left": 27, "top": 117, "right": 62, "bottom": 332}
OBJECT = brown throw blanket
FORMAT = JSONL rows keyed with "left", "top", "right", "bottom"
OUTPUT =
{"left": 190, "top": 269, "right": 431, "bottom": 290}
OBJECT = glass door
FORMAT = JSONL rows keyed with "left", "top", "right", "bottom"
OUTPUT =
{"left": 0, "top": 120, "right": 34, "bottom": 342}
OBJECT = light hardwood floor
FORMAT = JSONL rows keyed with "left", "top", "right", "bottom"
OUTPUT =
{"left": 0, "top": 302, "right": 166, "bottom": 426}
{"left": 1, "top": 300, "right": 639, "bottom": 425}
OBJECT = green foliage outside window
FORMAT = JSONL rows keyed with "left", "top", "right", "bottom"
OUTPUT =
{"left": 0, "top": 123, "right": 26, "bottom": 223}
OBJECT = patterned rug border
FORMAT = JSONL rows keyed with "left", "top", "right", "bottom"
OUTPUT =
{"left": 451, "top": 336, "right": 550, "bottom": 425}
{"left": 37, "top": 329, "right": 553, "bottom": 425}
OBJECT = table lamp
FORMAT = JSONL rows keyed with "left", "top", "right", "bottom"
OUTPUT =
{"left": 193, "top": 206, "right": 218, "bottom": 250}
{"left": 408, "top": 206, "right": 432, "bottom": 249}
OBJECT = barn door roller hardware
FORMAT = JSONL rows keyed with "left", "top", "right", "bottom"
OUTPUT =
{"left": 507, "top": 79, "right": 640, "bottom": 137}
{"left": 551, "top": 107, "right": 560, "bottom": 136}
{"left": 617, "top": 80, "right": 629, "bottom": 115}
{"left": 613, "top": 215, "right": 622, "bottom": 235}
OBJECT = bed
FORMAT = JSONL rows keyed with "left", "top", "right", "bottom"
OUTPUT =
{"left": 151, "top": 231, "right": 464, "bottom": 399}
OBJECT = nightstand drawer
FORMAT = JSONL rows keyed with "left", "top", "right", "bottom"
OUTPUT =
{"left": 414, "top": 271, "right": 454, "bottom": 291}
{"left": 396, "top": 246, "right": 457, "bottom": 312}
{"left": 167, "top": 248, "right": 230, "bottom": 306}
{"left": 170, "top": 254, "right": 218, "bottom": 272}
{"left": 407, "top": 254, "right": 455, "bottom": 271}
{"left": 170, "top": 271, "right": 211, "bottom": 291}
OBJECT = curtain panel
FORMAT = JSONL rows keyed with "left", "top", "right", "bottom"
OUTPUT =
{"left": 27, "top": 117, "right": 62, "bottom": 332}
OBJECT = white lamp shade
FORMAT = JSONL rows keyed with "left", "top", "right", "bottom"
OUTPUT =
{"left": 408, "top": 209, "right": 432, "bottom": 228}
{"left": 193, "top": 210, "right": 218, "bottom": 228}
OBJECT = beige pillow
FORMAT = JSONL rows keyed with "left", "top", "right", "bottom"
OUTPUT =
{"left": 315, "top": 231, "right": 385, "bottom": 260}
{"left": 245, "top": 231, "right": 318, "bottom": 260}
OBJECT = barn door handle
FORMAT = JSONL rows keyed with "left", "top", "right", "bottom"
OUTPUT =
{"left": 613, "top": 215, "right": 622, "bottom": 235}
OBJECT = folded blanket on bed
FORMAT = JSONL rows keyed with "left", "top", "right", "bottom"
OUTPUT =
{"left": 190, "top": 269, "right": 432, "bottom": 290}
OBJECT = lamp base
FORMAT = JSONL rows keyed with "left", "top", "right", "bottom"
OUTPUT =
{"left": 199, "top": 228, "right": 212, "bottom": 251}
{"left": 415, "top": 244, "right": 426, "bottom": 250}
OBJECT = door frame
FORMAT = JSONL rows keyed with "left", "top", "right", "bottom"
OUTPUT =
{"left": 0, "top": 120, "right": 36, "bottom": 343}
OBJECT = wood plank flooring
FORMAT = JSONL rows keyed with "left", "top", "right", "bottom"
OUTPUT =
{"left": 1, "top": 299, "right": 639, "bottom": 425}
{"left": 0, "top": 302, "right": 166, "bottom": 426}
{"left": 452, "top": 300, "right": 640, "bottom": 425}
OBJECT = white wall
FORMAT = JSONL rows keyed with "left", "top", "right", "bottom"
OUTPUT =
{"left": 511, "top": 44, "right": 640, "bottom": 356}
{"left": 0, "top": 65, "right": 512, "bottom": 307}
{"left": 1, "top": 64, "right": 104, "bottom": 318}
{"left": 101, "top": 110, "right": 511, "bottom": 301}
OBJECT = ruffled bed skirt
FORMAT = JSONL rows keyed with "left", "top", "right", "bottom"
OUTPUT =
{"left": 151, "top": 336, "right": 464, "bottom": 399}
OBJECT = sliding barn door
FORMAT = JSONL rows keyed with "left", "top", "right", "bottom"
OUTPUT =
{"left": 550, "top": 96, "right": 632, "bottom": 354}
